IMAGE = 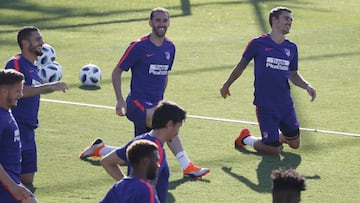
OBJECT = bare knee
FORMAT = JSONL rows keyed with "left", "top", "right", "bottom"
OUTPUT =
{"left": 282, "top": 129, "right": 300, "bottom": 149}
{"left": 288, "top": 141, "right": 300, "bottom": 149}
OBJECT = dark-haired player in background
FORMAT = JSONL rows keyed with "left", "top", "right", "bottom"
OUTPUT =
{"left": 271, "top": 168, "right": 306, "bottom": 203}
{"left": 5, "top": 26, "right": 68, "bottom": 189}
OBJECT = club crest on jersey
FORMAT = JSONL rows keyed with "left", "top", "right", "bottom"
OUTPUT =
{"left": 284, "top": 48, "right": 291, "bottom": 57}
{"left": 165, "top": 51, "right": 170, "bottom": 61}
{"left": 262, "top": 131, "right": 269, "bottom": 139}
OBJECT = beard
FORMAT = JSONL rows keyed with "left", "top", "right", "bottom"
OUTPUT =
{"left": 29, "top": 43, "right": 43, "bottom": 56}
{"left": 35, "top": 49, "right": 43, "bottom": 56}
{"left": 7, "top": 97, "right": 18, "bottom": 108}
{"left": 153, "top": 27, "right": 167, "bottom": 38}
{"left": 147, "top": 170, "right": 157, "bottom": 180}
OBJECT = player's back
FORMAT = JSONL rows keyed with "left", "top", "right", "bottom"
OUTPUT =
{"left": 99, "top": 177, "right": 159, "bottom": 203}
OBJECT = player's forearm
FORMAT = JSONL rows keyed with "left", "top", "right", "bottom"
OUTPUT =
{"left": 112, "top": 68, "right": 124, "bottom": 102}
{"left": 223, "top": 58, "right": 248, "bottom": 88}
{"left": 0, "top": 165, "right": 17, "bottom": 190}
{"left": 290, "top": 71, "right": 311, "bottom": 89}
{"left": 22, "top": 83, "right": 53, "bottom": 97}
{"left": 100, "top": 152, "right": 126, "bottom": 181}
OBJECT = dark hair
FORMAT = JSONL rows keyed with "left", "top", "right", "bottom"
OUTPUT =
{"left": 126, "top": 140, "right": 158, "bottom": 167}
{"left": 151, "top": 101, "right": 186, "bottom": 129}
{"left": 0, "top": 69, "right": 24, "bottom": 86}
{"left": 269, "top": 7, "right": 292, "bottom": 27}
{"left": 271, "top": 168, "right": 306, "bottom": 192}
{"left": 17, "top": 26, "right": 40, "bottom": 49}
{"left": 150, "top": 7, "right": 169, "bottom": 20}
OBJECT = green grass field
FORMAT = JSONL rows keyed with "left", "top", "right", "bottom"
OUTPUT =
{"left": 1, "top": 0, "right": 360, "bottom": 202}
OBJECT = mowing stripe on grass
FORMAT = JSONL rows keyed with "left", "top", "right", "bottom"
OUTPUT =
{"left": 41, "top": 98, "right": 360, "bottom": 137}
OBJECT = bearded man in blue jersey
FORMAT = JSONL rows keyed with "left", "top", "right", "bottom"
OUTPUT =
{"left": 99, "top": 140, "right": 160, "bottom": 203}
{"left": 80, "top": 7, "right": 209, "bottom": 178}
{"left": 220, "top": 7, "right": 317, "bottom": 154}
{"left": 5, "top": 26, "right": 68, "bottom": 188}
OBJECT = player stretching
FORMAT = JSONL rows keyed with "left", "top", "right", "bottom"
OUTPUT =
{"left": 220, "top": 7, "right": 316, "bottom": 154}
{"left": 80, "top": 7, "right": 209, "bottom": 178}
{"left": 100, "top": 101, "right": 185, "bottom": 203}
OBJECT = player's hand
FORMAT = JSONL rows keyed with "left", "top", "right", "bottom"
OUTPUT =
{"left": 306, "top": 85, "right": 316, "bottom": 102}
{"left": 49, "top": 81, "right": 68, "bottom": 92}
{"left": 9, "top": 183, "right": 31, "bottom": 201}
{"left": 116, "top": 100, "right": 126, "bottom": 116}
{"left": 220, "top": 86, "right": 231, "bottom": 98}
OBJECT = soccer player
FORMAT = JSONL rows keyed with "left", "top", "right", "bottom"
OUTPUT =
{"left": 80, "top": 7, "right": 209, "bottom": 178}
{"left": 99, "top": 140, "right": 160, "bottom": 203}
{"left": 271, "top": 168, "right": 306, "bottom": 203}
{"left": 220, "top": 7, "right": 317, "bottom": 154}
{"left": 0, "top": 69, "right": 39, "bottom": 203}
{"left": 100, "top": 101, "right": 186, "bottom": 203}
{"left": 5, "top": 26, "right": 68, "bottom": 188}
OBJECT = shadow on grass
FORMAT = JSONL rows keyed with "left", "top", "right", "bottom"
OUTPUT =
{"left": 167, "top": 176, "right": 210, "bottom": 202}
{"left": 222, "top": 149, "right": 320, "bottom": 193}
{"left": 80, "top": 157, "right": 101, "bottom": 166}
{"left": 169, "top": 176, "right": 210, "bottom": 191}
{"left": 79, "top": 85, "right": 101, "bottom": 91}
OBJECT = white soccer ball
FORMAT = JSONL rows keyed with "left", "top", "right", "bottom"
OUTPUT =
{"left": 38, "top": 61, "right": 63, "bottom": 83}
{"left": 35, "top": 43, "right": 56, "bottom": 67}
{"left": 79, "top": 64, "right": 102, "bottom": 86}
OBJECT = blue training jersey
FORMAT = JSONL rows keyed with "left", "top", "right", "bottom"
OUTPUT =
{"left": 243, "top": 34, "right": 298, "bottom": 107}
{"left": 5, "top": 54, "right": 41, "bottom": 128}
{"left": 0, "top": 108, "right": 21, "bottom": 182}
{"left": 116, "top": 34, "right": 175, "bottom": 104}
{"left": 115, "top": 134, "right": 169, "bottom": 203}
{"left": 99, "top": 177, "right": 159, "bottom": 203}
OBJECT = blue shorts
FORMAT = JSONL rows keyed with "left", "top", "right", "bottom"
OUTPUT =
{"left": 256, "top": 104, "right": 299, "bottom": 146}
{"left": 126, "top": 98, "right": 157, "bottom": 136}
{"left": 18, "top": 124, "right": 38, "bottom": 174}
{"left": 0, "top": 172, "right": 34, "bottom": 203}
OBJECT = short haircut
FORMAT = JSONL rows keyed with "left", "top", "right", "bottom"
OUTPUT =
{"left": 268, "top": 7, "right": 292, "bottom": 27}
{"left": 17, "top": 26, "right": 40, "bottom": 49}
{"left": 271, "top": 168, "right": 306, "bottom": 192}
{"left": 126, "top": 140, "right": 158, "bottom": 167}
{"left": 150, "top": 7, "right": 169, "bottom": 20}
{"left": 151, "top": 101, "right": 186, "bottom": 129}
{"left": 0, "top": 69, "right": 24, "bottom": 87}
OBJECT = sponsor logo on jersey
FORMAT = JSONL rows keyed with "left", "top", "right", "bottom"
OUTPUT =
{"left": 14, "top": 128, "right": 20, "bottom": 143}
{"left": 149, "top": 64, "right": 169, "bottom": 75}
{"left": 266, "top": 57, "right": 290, "bottom": 71}
{"left": 32, "top": 79, "right": 41, "bottom": 86}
